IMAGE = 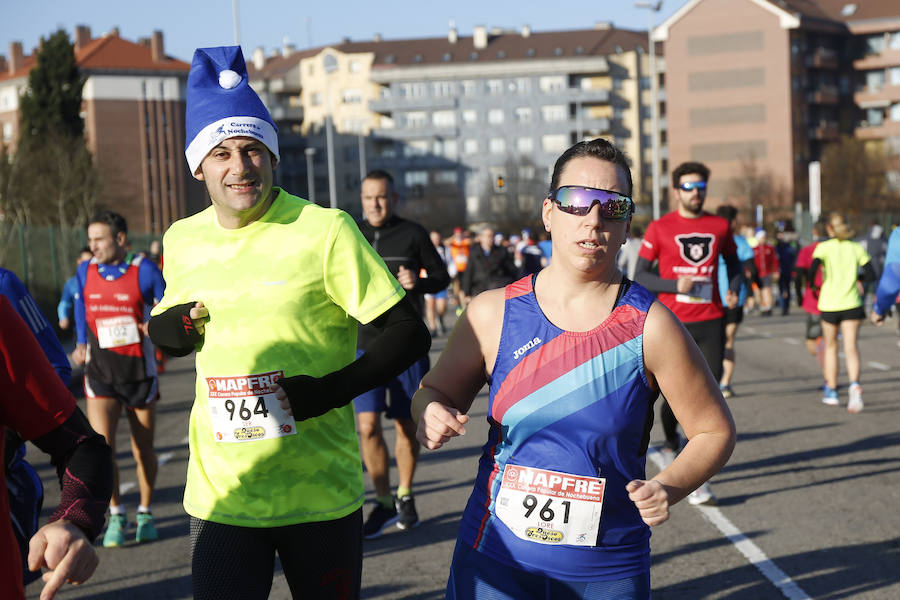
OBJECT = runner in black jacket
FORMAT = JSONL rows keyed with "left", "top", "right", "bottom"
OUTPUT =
{"left": 354, "top": 170, "right": 450, "bottom": 538}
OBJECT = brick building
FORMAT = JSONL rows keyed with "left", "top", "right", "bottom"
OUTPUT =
{"left": 0, "top": 27, "right": 206, "bottom": 233}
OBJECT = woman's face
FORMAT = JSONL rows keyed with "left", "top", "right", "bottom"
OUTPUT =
{"left": 542, "top": 156, "right": 631, "bottom": 276}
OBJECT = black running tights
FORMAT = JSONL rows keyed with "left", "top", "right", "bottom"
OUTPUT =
{"left": 190, "top": 509, "right": 362, "bottom": 600}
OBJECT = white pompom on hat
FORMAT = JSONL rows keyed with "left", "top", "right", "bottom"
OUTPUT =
{"left": 184, "top": 46, "right": 279, "bottom": 174}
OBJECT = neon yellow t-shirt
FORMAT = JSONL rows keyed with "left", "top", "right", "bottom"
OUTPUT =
{"left": 151, "top": 189, "right": 404, "bottom": 527}
{"left": 812, "top": 238, "right": 871, "bottom": 312}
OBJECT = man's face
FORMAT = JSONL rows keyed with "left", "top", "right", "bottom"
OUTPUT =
{"left": 478, "top": 228, "right": 494, "bottom": 249}
{"left": 676, "top": 173, "right": 707, "bottom": 216}
{"left": 88, "top": 223, "right": 126, "bottom": 264}
{"left": 195, "top": 136, "right": 275, "bottom": 224}
{"left": 360, "top": 177, "right": 397, "bottom": 227}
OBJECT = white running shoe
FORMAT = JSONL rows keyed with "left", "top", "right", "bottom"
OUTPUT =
{"left": 847, "top": 383, "right": 863, "bottom": 414}
{"left": 688, "top": 482, "right": 717, "bottom": 506}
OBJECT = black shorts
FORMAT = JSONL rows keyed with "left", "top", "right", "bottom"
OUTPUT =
{"left": 806, "top": 314, "right": 822, "bottom": 340}
{"left": 84, "top": 376, "right": 158, "bottom": 408}
{"left": 820, "top": 306, "right": 865, "bottom": 325}
{"left": 724, "top": 306, "right": 744, "bottom": 325}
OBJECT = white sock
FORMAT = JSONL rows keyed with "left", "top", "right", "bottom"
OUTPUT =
{"left": 109, "top": 505, "right": 125, "bottom": 516}
{"left": 138, "top": 505, "right": 151, "bottom": 514}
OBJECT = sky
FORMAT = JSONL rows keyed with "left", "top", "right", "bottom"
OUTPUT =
{"left": 2, "top": 0, "right": 682, "bottom": 64}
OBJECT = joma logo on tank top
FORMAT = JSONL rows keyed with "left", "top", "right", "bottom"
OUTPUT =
{"left": 513, "top": 337, "right": 542, "bottom": 360}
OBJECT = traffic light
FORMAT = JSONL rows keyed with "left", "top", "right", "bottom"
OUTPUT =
{"left": 494, "top": 175, "right": 506, "bottom": 193}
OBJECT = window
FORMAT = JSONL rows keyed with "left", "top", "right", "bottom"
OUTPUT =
{"left": 891, "top": 32, "right": 900, "bottom": 50}
{"left": 463, "top": 139, "right": 479, "bottom": 155}
{"left": 434, "top": 139, "right": 458, "bottom": 159}
{"left": 539, "top": 75, "right": 566, "bottom": 92}
{"left": 515, "top": 78, "right": 531, "bottom": 93}
{"left": 864, "top": 34, "right": 885, "bottom": 56}
{"left": 890, "top": 103, "right": 900, "bottom": 122}
{"left": 2, "top": 122, "right": 12, "bottom": 142}
{"left": 541, "top": 134, "right": 568, "bottom": 153}
{"left": 541, "top": 105, "right": 567, "bottom": 122}
{"left": 311, "top": 92, "right": 322, "bottom": 106}
{"left": 400, "top": 83, "right": 427, "bottom": 98}
{"left": 520, "top": 165, "right": 536, "bottom": 180}
{"left": 487, "top": 79, "right": 503, "bottom": 95}
{"left": 866, "top": 108, "right": 884, "bottom": 126}
{"left": 488, "top": 109, "right": 505, "bottom": 124}
{"left": 866, "top": 70, "right": 886, "bottom": 91}
{"left": 489, "top": 138, "right": 506, "bottom": 154}
{"left": 433, "top": 110, "right": 457, "bottom": 127}
{"left": 462, "top": 80, "right": 477, "bottom": 96}
{"left": 341, "top": 88, "right": 362, "bottom": 104}
{"left": 349, "top": 59, "right": 362, "bottom": 72}
{"left": 405, "top": 111, "right": 427, "bottom": 128}
{"left": 514, "top": 107, "right": 532, "bottom": 123}
{"left": 341, "top": 118, "right": 365, "bottom": 133}
{"left": 404, "top": 170, "right": 428, "bottom": 187}
{"left": 889, "top": 67, "right": 900, "bottom": 87}
{"left": 435, "top": 170, "right": 458, "bottom": 184}
{"left": 433, "top": 81, "right": 455, "bottom": 97}
{"left": 462, "top": 109, "right": 478, "bottom": 124}
{"left": 517, "top": 137, "right": 534, "bottom": 153}
{"left": 403, "top": 140, "right": 429, "bottom": 157}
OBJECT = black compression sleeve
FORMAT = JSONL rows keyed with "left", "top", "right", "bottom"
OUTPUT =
{"left": 633, "top": 257, "right": 679, "bottom": 294}
{"left": 148, "top": 302, "right": 204, "bottom": 356}
{"left": 31, "top": 408, "right": 113, "bottom": 541}
{"left": 724, "top": 253, "right": 745, "bottom": 293}
{"left": 809, "top": 258, "right": 823, "bottom": 290}
{"left": 278, "top": 295, "right": 431, "bottom": 421}
{"left": 860, "top": 261, "right": 877, "bottom": 284}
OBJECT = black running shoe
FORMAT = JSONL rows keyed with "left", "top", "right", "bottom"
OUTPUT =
{"left": 363, "top": 502, "right": 399, "bottom": 539}
{"left": 395, "top": 495, "right": 419, "bottom": 530}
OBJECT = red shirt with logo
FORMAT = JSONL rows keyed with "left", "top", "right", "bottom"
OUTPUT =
{"left": 639, "top": 211, "right": 737, "bottom": 323}
{"left": 794, "top": 242, "right": 822, "bottom": 315}
{"left": 753, "top": 243, "right": 779, "bottom": 278}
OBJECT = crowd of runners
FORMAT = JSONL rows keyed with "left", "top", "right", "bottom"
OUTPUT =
{"left": 3, "top": 43, "right": 899, "bottom": 600}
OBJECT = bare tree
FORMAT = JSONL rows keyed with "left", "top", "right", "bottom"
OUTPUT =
{"left": 727, "top": 151, "right": 774, "bottom": 215}
{"left": 820, "top": 135, "right": 889, "bottom": 218}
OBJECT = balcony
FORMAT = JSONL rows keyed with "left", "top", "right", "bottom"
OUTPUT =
{"left": 269, "top": 105, "right": 303, "bottom": 122}
{"left": 368, "top": 95, "right": 457, "bottom": 113}
{"left": 807, "top": 48, "right": 839, "bottom": 70}
{"left": 370, "top": 125, "right": 459, "bottom": 140}
{"left": 545, "top": 87, "right": 610, "bottom": 103}
{"left": 807, "top": 85, "right": 839, "bottom": 104}
{"left": 808, "top": 120, "right": 840, "bottom": 140}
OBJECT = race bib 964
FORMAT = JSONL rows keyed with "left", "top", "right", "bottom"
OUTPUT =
{"left": 205, "top": 371, "right": 296, "bottom": 443}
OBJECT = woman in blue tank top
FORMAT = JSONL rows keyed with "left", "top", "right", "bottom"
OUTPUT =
{"left": 411, "top": 139, "right": 736, "bottom": 600}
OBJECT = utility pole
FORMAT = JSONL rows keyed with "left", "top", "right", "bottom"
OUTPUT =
{"left": 636, "top": 1, "right": 663, "bottom": 220}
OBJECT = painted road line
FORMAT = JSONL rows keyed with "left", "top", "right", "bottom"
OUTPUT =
{"left": 782, "top": 338, "right": 801, "bottom": 345}
{"left": 868, "top": 361, "right": 890, "bottom": 371}
{"left": 647, "top": 448, "right": 811, "bottom": 600}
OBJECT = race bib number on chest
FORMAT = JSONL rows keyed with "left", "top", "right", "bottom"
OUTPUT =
{"left": 495, "top": 465, "right": 605, "bottom": 547}
{"left": 676, "top": 277, "right": 714, "bottom": 304}
{"left": 96, "top": 315, "right": 140, "bottom": 348}
{"left": 205, "top": 371, "right": 296, "bottom": 443}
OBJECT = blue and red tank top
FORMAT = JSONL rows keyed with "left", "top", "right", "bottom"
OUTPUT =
{"left": 83, "top": 256, "right": 156, "bottom": 383}
{"left": 457, "top": 274, "right": 658, "bottom": 581}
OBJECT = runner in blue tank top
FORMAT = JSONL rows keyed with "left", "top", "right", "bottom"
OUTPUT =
{"left": 412, "top": 139, "right": 736, "bottom": 600}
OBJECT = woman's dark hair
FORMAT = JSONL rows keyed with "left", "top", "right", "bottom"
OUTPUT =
{"left": 549, "top": 138, "right": 633, "bottom": 197}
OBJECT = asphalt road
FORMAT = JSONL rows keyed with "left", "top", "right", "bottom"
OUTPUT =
{"left": 25, "top": 309, "right": 900, "bottom": 599}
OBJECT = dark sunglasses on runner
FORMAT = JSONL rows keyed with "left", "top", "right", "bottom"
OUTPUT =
{"left": 549, "top": 186, "right": 634, "bottom": 220}
{"left": 677, "top": 181, "right": 707, "bottom": 192}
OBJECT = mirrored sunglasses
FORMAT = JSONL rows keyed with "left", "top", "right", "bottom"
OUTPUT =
{"left": 549, "top": 186, "right": 634, "bottom": 220}
{"left": 678, "top": 181, "right": 707, "bottom": 192}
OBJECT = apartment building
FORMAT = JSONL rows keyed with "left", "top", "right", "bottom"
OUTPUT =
{"left": 656, "top": 0, "right": 900, "bottom": 215}
{"left": 0, "top": 27, "right": 206, "bottom": 233}
{"left": 249, "top": 24, "right": 660, "bottom": 225}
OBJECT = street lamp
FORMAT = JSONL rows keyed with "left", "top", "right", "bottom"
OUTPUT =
{"left": 305, "top": 147, "right": 316, "bottom": 205}
{"left": 635, "top": 1, "right": 662, "bottom": 220}
{"left": 323, "top": 53, "right": 338, "bottom": 209}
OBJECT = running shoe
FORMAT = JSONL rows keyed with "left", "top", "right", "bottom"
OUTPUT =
{"left": 822, "top": 386, "right": 839, "bottom": 406}
{"left": 103, "top": 514, "right": 127, "bottom": 547}
{"left": 847, "top": 383, "right": 863, "bottom": 414}
{"left": 720, "top": 384, "right": 734, "bottom": 399}
{"left": 687, "top": 482, "right": 717, "bottom": 506}
{"left": 395, "top": 495, "right": 419, "bottom": 530}
{"left": 136, "top": 512, "right": 158, "bottom": 543}
{"left": 362, "top": 502, "right": 399, "bottom": 539}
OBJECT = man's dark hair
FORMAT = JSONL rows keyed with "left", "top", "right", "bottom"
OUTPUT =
{"left": 549, "top": 138, "right": 633, "bottom": 197}
{"left": 716, "top": 204, "right": 738, "bottom": 222}
{"left": 672, "top": 162, "right": 710, "bottom": 188}
{"left": 88, "top": 210, "right": 128, "bottom": 237}
{"left": 363, "top": 169, "right": 395, "bottom": 188}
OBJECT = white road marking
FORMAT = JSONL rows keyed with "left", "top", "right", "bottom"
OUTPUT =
{"left": 117, "top": 444, "right": 187, "bottom": 496}
{"left": 868, "top": 361, "right": 890, "bottom": 371}
{"left": 782, "top": 338, "right": 801, "bottom": 345}
{"left": 648, "top": 448, "right": 811, "bottom": 600}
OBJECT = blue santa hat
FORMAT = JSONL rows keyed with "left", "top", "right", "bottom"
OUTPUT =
{"left": 184, "top": 46, "right": 279, "bottom": 174}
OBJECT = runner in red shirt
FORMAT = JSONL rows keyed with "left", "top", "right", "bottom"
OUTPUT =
{"left": 635, "top": 161, "right": 743, "bottom": 506}
{"left": 793, "top": 221, "right": 825, "bottom": 369}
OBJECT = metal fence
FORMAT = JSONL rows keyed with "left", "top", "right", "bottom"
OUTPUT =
{"left": 0, "top": 223, "right": 160, "bottom": 321}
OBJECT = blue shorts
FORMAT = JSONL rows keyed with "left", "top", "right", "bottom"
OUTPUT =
{"left": 425, "top": 289, "right": 449, "bottom": 300}
{"left": 352, "top": 351, "right": 429, "bottom": 419}
{"left": 446, "top": 540, "right": 650, "bottom": 600}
